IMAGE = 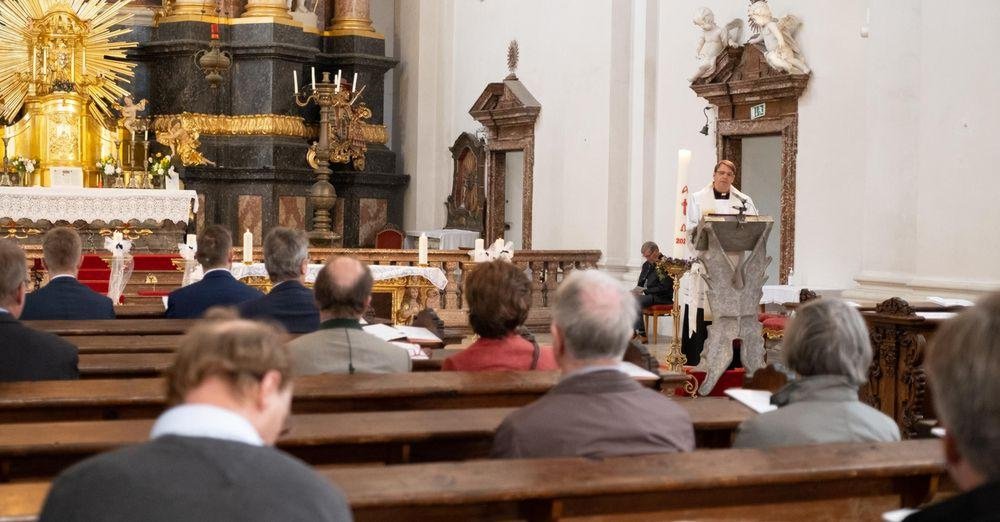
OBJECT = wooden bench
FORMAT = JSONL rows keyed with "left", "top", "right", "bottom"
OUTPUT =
{"left": 23, "top": 318, "right": 196, "bottom": 336}
{"left": 0, "top": 371, "right": 683, "bottom": 423}
{"left": 0, "top": 440, "right": 945, "bottom": 521}
{"left": 0, "top": 398, "right": 750, "bottom": 480}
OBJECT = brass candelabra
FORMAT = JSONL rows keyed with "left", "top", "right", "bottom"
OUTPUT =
{"left": 658, "top": 257, "right": 694, "bottom": 374}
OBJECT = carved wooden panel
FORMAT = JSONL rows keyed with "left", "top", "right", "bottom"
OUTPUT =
{"left": 445, "top": 132, "right": 486, "bottom": 232}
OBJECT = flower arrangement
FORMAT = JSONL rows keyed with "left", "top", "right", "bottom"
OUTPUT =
{"left": 147, "top": 152, "right": 174, "bottom": 178}
{"left": 10, "top": 156, "right": 37, "bottom": 176}
{"left": 96, "top": 156, "right": 122, "bottom": 177}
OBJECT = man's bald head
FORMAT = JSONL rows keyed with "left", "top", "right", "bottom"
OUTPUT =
{"left": 314, "top": 256, "right": 374, "bottom": 319}
{"left": 551, "top": 270, "right": 637, "bottom": 361}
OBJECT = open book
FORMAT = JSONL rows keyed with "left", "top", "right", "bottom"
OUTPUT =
{"left": 361, "top": 323, "right": 443, "bottom": 344}
{"left": 724, "top": 388, "right": 778, "bottom": 413}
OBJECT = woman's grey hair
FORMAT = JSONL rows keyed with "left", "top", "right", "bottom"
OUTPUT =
{"left": 782, "top": 298, "right": 872, "bottom": 386}
{"left": 926, "top": 291, "right": 1000, "bottom": 481}
{"left": 263, "top": 227, "right": 308, "bottom": 283}
{"left": 0, "top": 240, "right": 27, "bottom": 306}
{"left": 552, "top": 270, "right": 637, "bottom": 361}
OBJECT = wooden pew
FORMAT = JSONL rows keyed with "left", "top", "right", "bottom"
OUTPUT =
{"left": 0, "top": 440, "right": 945, "bottom": 521}
{"left": 0, "top": 398, "right": 750, "bottom": 480}
{"left": 69, "top": 335, "right": 183, "bottom": 354}
{"left": 0, "top": 371, "right": 684, "bottom": 423}
{"left": 23, "top": 318, "right": 195, "bottom": 336}
{"left": 77, "top": 349, "right": 460, "bottom": 378}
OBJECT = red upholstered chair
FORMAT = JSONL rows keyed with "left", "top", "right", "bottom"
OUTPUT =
{"left": 761, "top": 315, "right": 789, "bottom": 341}
{"left": 374, "top": 226, "right": 404, "bottom": 249}
{"left": 642, "top": 304, "right": 673, "bottom": 345}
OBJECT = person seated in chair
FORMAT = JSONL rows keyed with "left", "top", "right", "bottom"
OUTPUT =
{"left": 733, "top": 298, "right": 900, "bottom": 449}
{"left": 38, "top": 313, "right": 351, "bottom": 521}
{"left": 443, "top": 260, "right": 557, "bottom": 371}
{"left": 166, "top": 225, "right": 262, "bottom": 319}
{"left": 631, "top": 241, "right": 672, "bottom": 341}
{"left": 491, "top": 270, "right": 693, "bottom": 459}
{"left": 0, "top": 240, "right": 78, "bottom": 382}
{"left": 287, "top": 256, "right": 411, "bottom": 375}
{"left": 21, "top": 227, "right": 115, "bottom": 320}
{"left": 239, "top": 228, "right": 319, "bottom": 334}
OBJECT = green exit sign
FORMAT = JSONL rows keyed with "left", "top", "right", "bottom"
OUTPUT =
{"left": 750, "top": 103, "right": 766, "bottom": 120}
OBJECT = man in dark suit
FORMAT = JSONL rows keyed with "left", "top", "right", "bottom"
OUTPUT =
{"left": 38, "top": 314, "right": 351, "bottom": 521}
{"left": 0, "top": 240, "right": 78, "bottom": 382}
{"left": 165, "top": 225, "right": 262, "bottom": 318}
{"left": 491, "top": 269, "right": 694, "bottom": 459}
{"left": 631, "top": 241, "right": 673, "bottom": 340}
{"left": 21, "top": 227, "right": 115, "bottom": 320}
{"left": 239, "top": 227, "right": 319, "bottom": 333}
{"left": 904, "top": 292, "right": 1000, "bottom": 522}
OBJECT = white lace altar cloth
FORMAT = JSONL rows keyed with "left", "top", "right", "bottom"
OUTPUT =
{"left": 0, "top": 187, "right": 198, "bottom": 223}
{"left": 191, "top": 263, "right": 449, "bottom": 290}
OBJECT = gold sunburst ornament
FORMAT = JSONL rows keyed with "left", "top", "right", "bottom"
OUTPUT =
{"left": 0, "top": 0, "right": 137, "bottom": 123}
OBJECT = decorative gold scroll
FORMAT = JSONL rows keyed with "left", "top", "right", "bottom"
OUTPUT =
{"left": 151, "top": 112, "right": 387, "bottom": 144}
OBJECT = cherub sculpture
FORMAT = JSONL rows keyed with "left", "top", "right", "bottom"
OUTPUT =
{"left": 157, "top": 118, "right": 215, "bottom": 166}
{"left": 689, "top": 8, "right": 743, "bottom": 82}
{"left": 115, "top": 96, "right": 148, "bottom": 133}
{"left": 746, "top": 0, "right": 810, "bottom": 75}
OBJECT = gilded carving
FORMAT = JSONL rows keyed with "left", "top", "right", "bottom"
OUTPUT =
{"left": 47, "top": 112, "right": 79, "bottom": 161}
{"left": 156, "top": 117, "right": 215, "bottom": 166}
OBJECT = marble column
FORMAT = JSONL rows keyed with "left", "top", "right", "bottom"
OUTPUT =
{"left": 328, "top": 0, "right": 381, "bottom": 38}
{"left": 242, "top": 0, "right": 292, "bottom": 20}
{"left": 169, "top": 0, "right": 216, "bottom": 16}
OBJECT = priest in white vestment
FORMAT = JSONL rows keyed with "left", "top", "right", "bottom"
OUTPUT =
{"left": 680, "top": 159, "right": 758, "bottom": 365}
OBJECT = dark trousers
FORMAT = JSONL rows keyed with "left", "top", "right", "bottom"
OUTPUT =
{"left": 634, "top": 294, "right": 671, "bottom": 334}
{"left": 681, "top": 305, "right": 710, "bottom": 366}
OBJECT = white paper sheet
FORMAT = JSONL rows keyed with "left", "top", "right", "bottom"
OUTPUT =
{"left": 395, "top": 326, "right": 442, "bottom": 343}
{"left": 362, "top": 323, "right": 406, "bottom": 342}
{"left": 724, "top": 387, "right": 778, "bottom": 413}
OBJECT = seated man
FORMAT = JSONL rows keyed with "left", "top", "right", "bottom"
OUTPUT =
{"left": 166, "top": 225, "right": 262, "bottom": 318}
{"left": 38, "top": 314, "right": 352, "bottom": 521}
{"left": 491, "top": 269, "right": 693, "bottom": 459}
{"left": 904, "top": 291, "right": 1000, "bottom": 521}
{"left": 21, "top": 227, "right": 115, "bottom": 320}
{"left": 0, "top": 240, "right": 78, "bottom": 382}
{"left": 239, "top": 227, "right": 319, "bottom": 333}
{"left": 631, "top": 241, "right": 672, "bottom": 341}
{"left": 288, "top": 256, "right": 411, "bottom": 375}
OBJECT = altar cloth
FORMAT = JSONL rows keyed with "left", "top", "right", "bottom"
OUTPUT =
{"left": 0, "top": 187, "right": 198, "bottom": 224}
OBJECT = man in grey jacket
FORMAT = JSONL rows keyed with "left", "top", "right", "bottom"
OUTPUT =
{"left": 39, "top": 314, "right": 352, "bottom": 522}
{"left": 491, "top": 269, "right": 694, "bottom": 459}
{"left": 288, "top": 256, "right": 411, "bottom": 375}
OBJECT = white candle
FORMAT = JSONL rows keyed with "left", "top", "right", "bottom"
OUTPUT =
{"left": 293, "top": 70, "right": 298, "bottom": 94}
{"left": 474, "top": 238, "right": 485, "bottom": 262}
{"left": 310, "top": 67, "right": 316, "bottom": 89}
{"left": 474, "top": 238, "right": 484, "bottom": 252}
{"left": 185, "top": 234, "right": 197, "bottom": 249}
{"left": 334, "top": 70, "right": 341, "bottom": 93}
{"left": 112, "top": 231, "right": 123, "bottom": 243}
{"left": 144, "top": 130, "right": 148, "bottom": 141}
{"left": 351, "top": 72, "right": 357, "bottom": 92}
{"left": 243, "top": 229, "right": 253, "bottom": 263}
{"left": 672, "top": 149, "right": 692, "bottom": 259}
{"left": 418, "top": 233, "right": 428, "bottom": 265}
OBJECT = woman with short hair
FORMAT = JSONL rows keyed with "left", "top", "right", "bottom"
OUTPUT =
{"left": 442, "top": 260, "right": 557, "bottom": 371}
{"left": 733, "top": 298, "right": 900, "bottom": 448}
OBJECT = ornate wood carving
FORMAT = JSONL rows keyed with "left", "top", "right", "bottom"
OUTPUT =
{"left": 875, "top": 297, "right": 917, "bottom": 317}
{"left": 444, "top": 133, "right": 486, "bottom": 232}
{"left": 691, "top": 44, "right": 809, "bottom": 285}
{"left": 798, "top": 288, "right": 818, "bottom": 303}
{"left": 469, "top": 76, "right": 541, "bottom": 248}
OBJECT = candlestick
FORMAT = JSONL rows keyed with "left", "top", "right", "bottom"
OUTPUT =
{"left": 311, "top": 67, "right": 316, "bottom": 89}
{"left": 672, "top": 149, "right": 691, "bottom": 259}
{"left": 293, "top": 70, "right": 298, "bottom": 94}
{"left": 243, "top": 229, "right": 253, "bottom": 263}
{"left": 351, "top": 72, "right": 357, "bottom": 92}
{"left": 144, "top": 130, "right": 148, "bottom": 142}
{"left": 418, "top": 233, "right": 428, "bottom": 266}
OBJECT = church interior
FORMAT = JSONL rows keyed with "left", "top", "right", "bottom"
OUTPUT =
{"left": 0, "top": 0, "right": 999, "bottom": 519}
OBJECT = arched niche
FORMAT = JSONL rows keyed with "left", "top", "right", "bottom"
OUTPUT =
{"left": 469, "top": 75, "right": 540, "bottom": 249}
{"left": 444, "top": 132, "right": 486, "bottom": 232}
{"left": 691, "top": 44, "right": 809, "bottom": 284}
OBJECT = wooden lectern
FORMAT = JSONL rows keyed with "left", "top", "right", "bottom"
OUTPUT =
{"left": 692, "top": 214, "right": 773, "bottom": 395}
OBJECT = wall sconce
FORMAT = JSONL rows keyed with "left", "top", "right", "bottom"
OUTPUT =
{"left": 195, "top": 23, "right": 231, "bottom": 89}
{"left": 699, "top": 106, "right": 712, "bottom": 136}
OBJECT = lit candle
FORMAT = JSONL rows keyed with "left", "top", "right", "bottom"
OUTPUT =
{"left": 310, "top": 67, "right": 316, "bottom": 89}
{"left": 351, "top": 72, "right": 357, "bottom": 92}
{"left": 672, "top": 149, "right": 692, "bottom": 259}
{"left": 334, "top": 70, "right": 341, "bottom": 93}
{"left": 293, "top": 70, "right": 298, "bottom": 94}
{"left": 418, "top": 233, "right": 428, "bottom": 266}
{"left": 113, "top": 231, "right": 123, "bottom": 243}
{"left": 186, "top": 234, "right": 197, "bottom": 249}
{"left": 243, "top": 229, "right": 253, "bottom": 263}
{"left": 144, "top": 130, "right": 148, "bottom": 141}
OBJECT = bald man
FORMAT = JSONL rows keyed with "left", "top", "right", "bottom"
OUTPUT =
{"left": 286, "top": 256, "right": 411, "bottom": 375}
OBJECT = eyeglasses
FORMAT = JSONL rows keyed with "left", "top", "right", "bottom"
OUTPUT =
{"left": 714, "top": 170, "right": 735, "bottom": 177}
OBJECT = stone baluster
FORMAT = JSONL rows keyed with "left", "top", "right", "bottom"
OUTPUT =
{"left": 544, "top": 261, "right": 558, "bottom": 307}
{"left": 529, "top": 261, "right": 545, "bottom": 308}
{"left": 443, "top": 261, "right": 459, "bottom": 310}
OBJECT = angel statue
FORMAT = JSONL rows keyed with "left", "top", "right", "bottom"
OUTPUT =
{"left": 114, "top": 96, "right": 148, "bottom": 133}
{"left": 157, "top": 118, "right": 216, "bottom": 166}
{"left": 746, "top": 0, "right": 811, "bottom": 75}
{"left": 689, "top": 8, "right": 743, "bottom": 82}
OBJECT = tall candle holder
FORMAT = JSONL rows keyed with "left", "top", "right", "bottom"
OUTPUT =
{"left": 657, "top": 257, "right": 693, "bottom": 374}
{"left": 294, "top": 72, "right": 337, "bottom": 246}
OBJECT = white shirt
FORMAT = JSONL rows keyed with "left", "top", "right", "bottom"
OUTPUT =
{"left": 49, "top": 274, "right": 76, "bottom": 281}
{"left": 150, "top": 404, "right": 264, "bottom": 446}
